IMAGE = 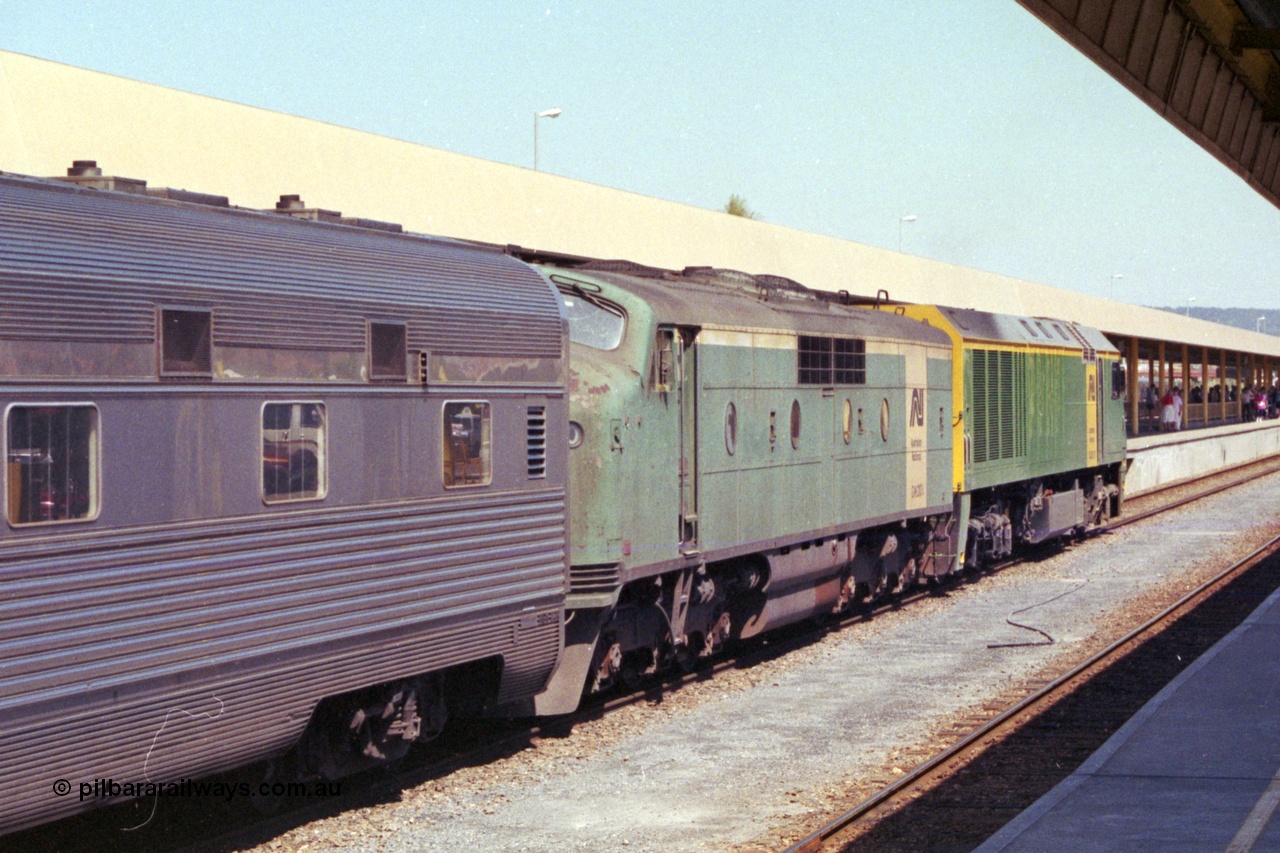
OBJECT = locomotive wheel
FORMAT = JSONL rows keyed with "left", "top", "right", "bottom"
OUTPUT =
{"left": 673, "top": 639, "right": 698, "bottom": 674}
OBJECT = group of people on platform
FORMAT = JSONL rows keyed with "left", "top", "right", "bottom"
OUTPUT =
{"left": 1241, "top": 384, "right": 1280, "bottom": 422}
{"left": 1143, "top": 382, "right": 1280, "bottom": 431}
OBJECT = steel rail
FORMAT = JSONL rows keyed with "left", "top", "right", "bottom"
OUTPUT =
{"left": 780, "top": 532, "right": 1280, "bottom": 853}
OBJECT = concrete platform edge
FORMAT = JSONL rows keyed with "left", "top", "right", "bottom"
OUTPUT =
{"left": 975, "top": 581, "right": 1280, "bottom": 852}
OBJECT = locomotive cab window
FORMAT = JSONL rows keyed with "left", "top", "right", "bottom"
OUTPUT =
{"left": 556, "top": 283, "right": 625, "bottom": 351}
{"left": 443, "top": 402, "right": 491, "bottom": 488}
{"left": 1111, "top": 361, "right": 1127, "bottom": 400}
{"left": 262, "top": 402, "right": 327, "bottom": 503}
{"left": 6, "top": 404, "right": 100, "bottom": 526}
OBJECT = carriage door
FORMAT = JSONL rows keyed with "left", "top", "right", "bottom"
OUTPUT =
{"left": 670, "top": 326, "right": 700, "bottom": 553}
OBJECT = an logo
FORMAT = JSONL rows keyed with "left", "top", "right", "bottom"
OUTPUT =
{"left": 909, "top": 388, "right": 925, "bottom": 427}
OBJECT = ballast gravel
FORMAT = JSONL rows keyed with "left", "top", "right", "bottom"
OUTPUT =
{"left": 245, "top": 471, "right": 1280, "bottom": 853}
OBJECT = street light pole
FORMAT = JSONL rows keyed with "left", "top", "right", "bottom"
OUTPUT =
{"left": 534, "top": 107, "right": 562, "bottom": 171}
{"left": 1185, "top": 296, "right": 1196, "bottom": 317}
{"left": 898, "top": 214, "right": 917, "bottom": 253}
{"left": 1110, "top": 273, "right": 1123, "bottom": 300}
{"left": 1258, "top": 316, "right": 1267, "bottom": 334}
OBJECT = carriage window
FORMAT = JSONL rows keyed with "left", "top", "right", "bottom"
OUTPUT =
{"left": 443, "top": 402, "right": 491, "bottom": 488}
{"left": 369, "top": 322, "right": 408, "bottom": 380}
{"left": 160, "top": 309, "right": 212, "bottom": 376}
{"left": 6, "top": 405, "right": 99, "bottom": 525}
{"left": 262, "top": 402, "right": 326, "bottom": 503}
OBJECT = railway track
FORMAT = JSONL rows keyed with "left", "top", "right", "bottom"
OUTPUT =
{"left": 780, "top": 460, "right": 1280, "bottom": 853}
{"left": 7, "top": 457, "right": 1279, "bottom": 853}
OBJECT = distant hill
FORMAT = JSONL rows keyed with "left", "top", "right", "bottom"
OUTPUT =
{"left": 1150, "top": 307, "right": 1278, "bottom": 336}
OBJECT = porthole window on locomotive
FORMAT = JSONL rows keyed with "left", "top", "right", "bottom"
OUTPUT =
{"left": 724, "top": 402, "right": 737, "bottom": 455}
{"left": 6, "top": 404, "right": 100, "bottom": 526}
{"left": 790, "top": 400, "right": 801, "bottom": 449}
{"left": 262, "top": 402, "right": 327, "bottom": 503}
{"left": 842, "top": 399, "right": 853, "bottom": 444}
{"left": 879, "top": 398, "right": 890, "bottom": 442}
{"left": 443, "top": 401, "right": 492, "bottom": 488}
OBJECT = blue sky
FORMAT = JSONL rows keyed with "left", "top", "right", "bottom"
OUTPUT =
{"left": 4, "top": 1, "right": 1278, "bottom": 308}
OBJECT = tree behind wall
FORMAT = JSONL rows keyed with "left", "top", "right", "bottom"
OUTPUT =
{"left": 724, "top": 195, "right": 760, "bottom": 220}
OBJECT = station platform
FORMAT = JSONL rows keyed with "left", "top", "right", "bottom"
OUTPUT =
{"left": 975, "top": 584, "right": 1280, "bottom": 852}
{"left": 1124, "top": 418, "right": 1280, "bottom": 497}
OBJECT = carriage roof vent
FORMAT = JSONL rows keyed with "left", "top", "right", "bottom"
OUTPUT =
{"left": 270, "top": 194, "right": 402, "bottom": 232}
{"left": 271, "top": 194, "right": 342, "bottom": 223}
{"left": 145, "top": 186, "right": 231, "bottom": 207}
{"left": 54, "top": 160, "right": 148, "bottom": 195}
{"left": 68, "top": 160, "right": 102, "bottom": 177}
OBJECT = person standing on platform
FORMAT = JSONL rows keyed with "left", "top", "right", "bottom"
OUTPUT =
{"left": 1161, "top": 387, "right": 1176, "bottom": 432}
{"left": 1173, "top": 386, "right": 1183, "bottom": 431}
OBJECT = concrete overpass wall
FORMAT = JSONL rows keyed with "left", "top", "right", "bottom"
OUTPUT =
{"left": 3, "top": 49, "right": 1279, "bottom": 358}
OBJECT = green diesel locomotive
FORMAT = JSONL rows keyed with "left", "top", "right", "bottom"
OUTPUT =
{"left": 532, "top": 265, "right": 1127, "bottom": 713}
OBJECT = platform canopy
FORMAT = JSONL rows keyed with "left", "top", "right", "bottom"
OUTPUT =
{"left": 1017, "top": 0, "right": 1280, "bottom": 211}
{"left": 1, "top": 48, "right": 1278, "bottom": 357}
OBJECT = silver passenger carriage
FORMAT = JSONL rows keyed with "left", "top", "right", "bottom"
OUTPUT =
{"left": 0, "top": 170, "right": 569, "bottom": 834}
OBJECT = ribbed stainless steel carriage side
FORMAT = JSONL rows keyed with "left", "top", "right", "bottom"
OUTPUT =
{"left": 0, "top": 173, "right": 569, "bottom": 835}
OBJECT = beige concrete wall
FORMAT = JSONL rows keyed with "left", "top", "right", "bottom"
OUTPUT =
{"left": 3, "top": 48, "right": 1278, "bottom": 357}
{"left": 1125, "top": 421, "right": 1280, "bottom": 496}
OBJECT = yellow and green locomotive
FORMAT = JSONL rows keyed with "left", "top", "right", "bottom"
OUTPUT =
{"left": 879, "top": 304, "right": 1127, "bottom": 569}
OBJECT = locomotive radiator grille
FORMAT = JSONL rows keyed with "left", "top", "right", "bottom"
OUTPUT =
{"left": 569, "top": 563, "right": 621, "bottom": 594}
{"left": 971, "top": 348, "right": 1027, "bottom": 464}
